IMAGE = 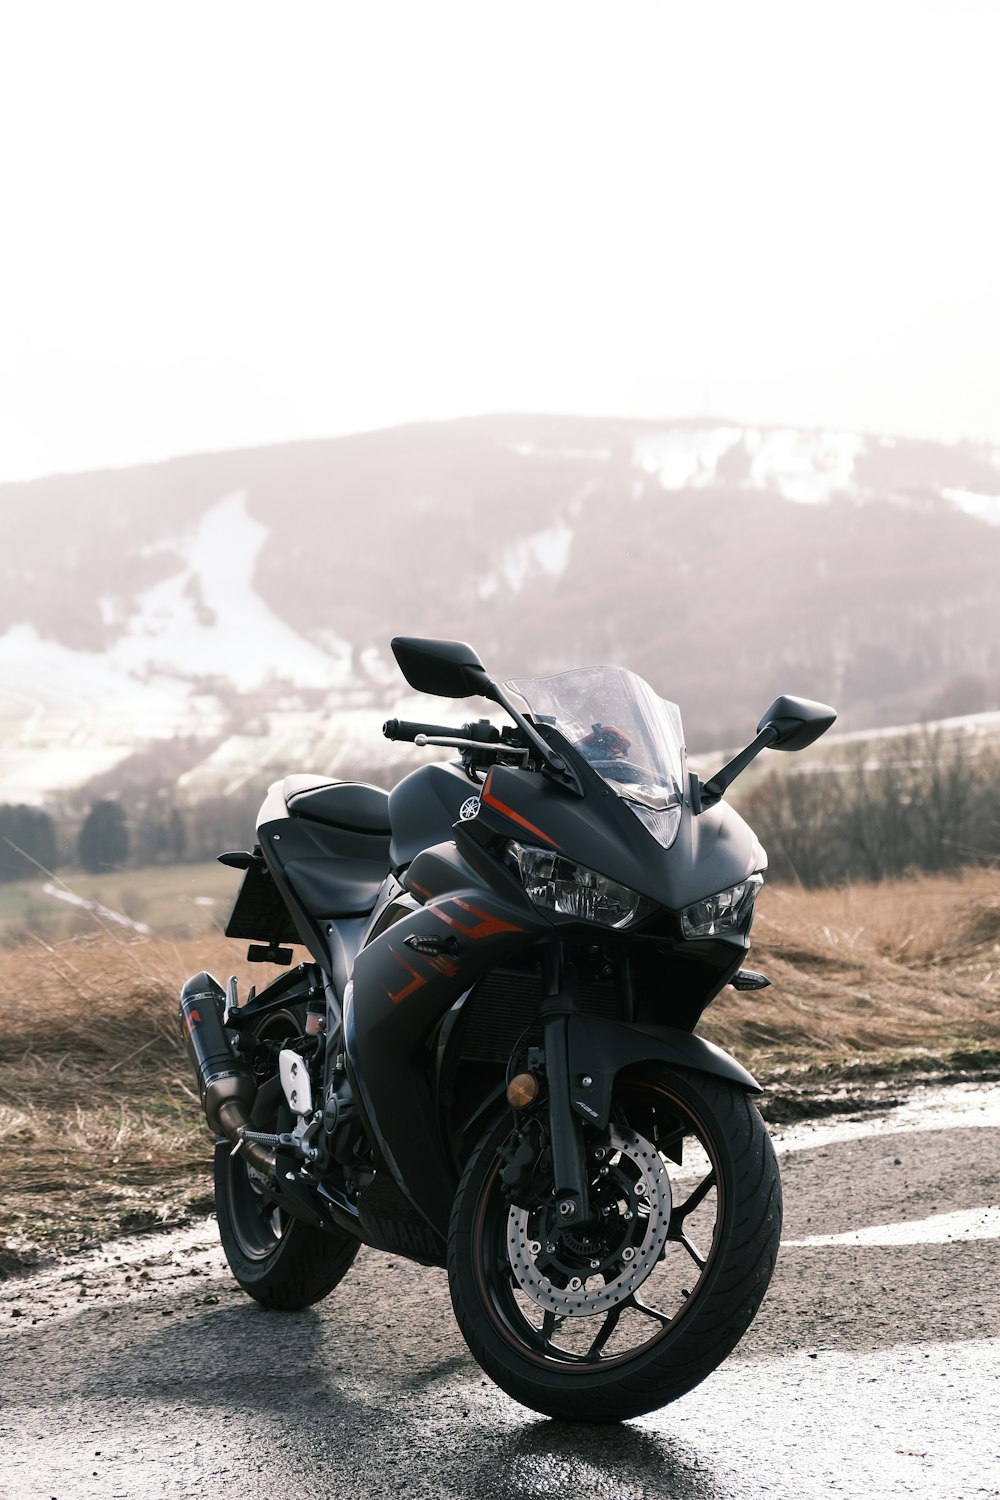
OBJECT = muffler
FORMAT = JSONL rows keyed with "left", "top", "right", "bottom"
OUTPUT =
{"left": 179, "top": 972, "right": 275, "bottom": 1177}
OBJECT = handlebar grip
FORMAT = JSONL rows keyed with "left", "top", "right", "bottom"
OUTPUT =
{"left": 382, "top": 718, "right": 458, "bottom": 742}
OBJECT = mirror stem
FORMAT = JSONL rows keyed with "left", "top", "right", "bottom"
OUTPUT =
{"left": 701, "top": 724, "right": 779, "bottom": 808}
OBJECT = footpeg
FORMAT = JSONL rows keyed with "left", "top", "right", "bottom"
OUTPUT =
{"left": 231, "top": 1128, "right": 296, "bottom": 1156}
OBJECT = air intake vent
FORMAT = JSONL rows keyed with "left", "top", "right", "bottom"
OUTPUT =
{"left": 458, "top": 967, "right": 621, "bottom": 1062}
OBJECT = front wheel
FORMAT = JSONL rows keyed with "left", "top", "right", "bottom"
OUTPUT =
{"left": 447, "top": 1066, "right": 781, "bottom": 1423}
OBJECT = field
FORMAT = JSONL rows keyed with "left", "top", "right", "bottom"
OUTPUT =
{"left": 1, "top": 868, "right": 998, "bottom": 1270}
{"left": 0, "top": 861, "right": 243, "bottom": 945}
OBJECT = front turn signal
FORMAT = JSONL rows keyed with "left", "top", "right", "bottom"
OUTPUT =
{"left": 506, "top": 1073, "right": 539, "bottom": 1110}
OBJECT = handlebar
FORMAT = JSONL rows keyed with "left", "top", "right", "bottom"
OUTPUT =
{"left": 383, "top": 718, "right": 461, "bottom": 743}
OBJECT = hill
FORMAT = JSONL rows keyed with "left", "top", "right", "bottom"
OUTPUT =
{"left": 2, "top": 414, "right": 999, "bottom": 805}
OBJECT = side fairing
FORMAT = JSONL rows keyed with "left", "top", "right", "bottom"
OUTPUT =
{"left": 347, "top": 841, "right": 544, "bottom": 1240}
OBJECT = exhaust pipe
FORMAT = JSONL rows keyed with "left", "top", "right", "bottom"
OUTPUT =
{"left": 179, "top": 973, "right": 275, "bottom": 1177}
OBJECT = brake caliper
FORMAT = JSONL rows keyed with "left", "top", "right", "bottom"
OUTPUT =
{"left": 498, "top": 1116, "right": 551, "bottom": 1211}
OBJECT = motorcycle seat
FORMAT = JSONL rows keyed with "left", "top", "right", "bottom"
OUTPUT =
{"left": 283, "top": 776, "right": 392, "bottom": 835}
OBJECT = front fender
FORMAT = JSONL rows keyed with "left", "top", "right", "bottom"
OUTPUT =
{"left": 566, "top": 1014, "right": 760, "bottom": 1131}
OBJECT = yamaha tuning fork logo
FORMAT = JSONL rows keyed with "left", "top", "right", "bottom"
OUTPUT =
{"left": 459, "top": 797, "right": 481, "bottom": 821}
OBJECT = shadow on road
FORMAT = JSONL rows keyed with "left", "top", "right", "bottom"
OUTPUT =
{"left": 467, "top": 1419, "right": 724, "bottom": 1500}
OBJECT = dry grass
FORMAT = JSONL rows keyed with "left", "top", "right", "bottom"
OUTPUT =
{"left": 0, "top": 933, "right": 280, "bottom": 1265}
{"left": 1, "top": 869, "right": 998, "bottom": 1263}
{"left": 703, "top": 868, "right": 1000, "bottom": 1070}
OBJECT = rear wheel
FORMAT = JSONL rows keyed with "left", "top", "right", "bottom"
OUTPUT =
{"left": 448, "top": 1066, "right": 780, "bottom": 1422}
{"left": 214, "top": 1005, "right": 359, "bottom": 1310}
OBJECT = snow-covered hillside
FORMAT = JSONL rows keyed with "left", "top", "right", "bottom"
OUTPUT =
{"left": 1, "top": 414, "right": 998, "bottom": 805}
{"left": 633, "top": 425, "right": 1000, "bottom": 518}
{"left": 107, "top": 491, "right": 352, "bottom": 689}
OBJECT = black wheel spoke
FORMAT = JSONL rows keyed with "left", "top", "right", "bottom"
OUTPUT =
{"left": 670, "top": 1167, "right": 716, "bottom": 1230}
{"left": 630, "top": 1292, "right": 672, "bottom": 1328}
{"left": 584, "top": 1307, "right": 624, "bottom": 1360}
{"left": 678, "top": 1231, "right": 707, "bottom": 1269}
{"left": 655, "top": 1123, "right": 686, "bottom": 1161}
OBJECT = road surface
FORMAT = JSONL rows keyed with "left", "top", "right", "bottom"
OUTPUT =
{"left": 2, "top": 1080, "right": 998, "bottom": 1499}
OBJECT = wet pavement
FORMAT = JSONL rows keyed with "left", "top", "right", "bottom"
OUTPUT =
{"left": 1, "top": 1080, "right": 998, "bottom": 1499}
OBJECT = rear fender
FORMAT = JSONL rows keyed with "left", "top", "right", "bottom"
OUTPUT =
{"left": 566, "top": 1014, "right": 760, "bottom": 1131}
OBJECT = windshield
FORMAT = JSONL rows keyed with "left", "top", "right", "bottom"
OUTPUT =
{"left": 505, "top": 666, "right": 686, "bottom": 848}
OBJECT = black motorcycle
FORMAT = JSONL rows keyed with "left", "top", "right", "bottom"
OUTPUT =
{"left": 180, "top": 636, "right": 835, "bottom": 1422}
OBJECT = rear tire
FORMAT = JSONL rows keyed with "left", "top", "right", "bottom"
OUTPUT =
{"left": 214, "top": 1145, "right": 359, "bottom": 1310}
{"left": 448, "top": 1066, "right": 781, "bottom": 1422}
{"left": 213, "top": 1004, "right": 360, "bottom": 1311}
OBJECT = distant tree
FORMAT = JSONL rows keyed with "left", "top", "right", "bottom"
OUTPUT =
{"left": 0, "top": 805, "right": 59, "bottom": 881}
{"left": 166, "top": 805, "right": 187, "bottom": 861}
{"left": 132, "top": 798, "right": 188, "bottom": 867}
{"left": 78, "top": 800, "right": 130, "bottom": 872}
{"left": 182, "top": 789, "right": 265, "bottom": 862}
{"left": 741, "top": 729, "right": 1000, "bottom": 886}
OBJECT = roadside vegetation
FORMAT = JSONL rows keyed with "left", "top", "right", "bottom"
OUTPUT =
{"left": 5, "top": 718, "right": 1000, "bottom": 893}
{"left": 0, "top": 859, "right": 242, "bottom": 945}
{"left": 732, "top": 724, "right": 1000, "bottom": 884}
{"left": 1, "top": 868, "right": 997, "bottom": 1270}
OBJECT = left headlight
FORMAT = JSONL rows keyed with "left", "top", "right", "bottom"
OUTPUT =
{"left": 505, "top": 842, "right": 655, "bottom": 928}
{"left": 680, "top": 874, "right": 764, "bottom": 939}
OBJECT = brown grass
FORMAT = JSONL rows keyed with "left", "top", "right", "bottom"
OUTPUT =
{"left": 2, "top": 869, "right": 998, "bottom": 1263}
{"left": 0, "top": 933, "right": 279, "bottom": 1265}
{"left": 703, "top": 868, "right": 1000, "bottom": 1069}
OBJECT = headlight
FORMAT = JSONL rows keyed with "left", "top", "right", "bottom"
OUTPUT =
{"left": 505, "top": 842, "right": 655, "bottom": 928}
{"left": 680, "top": 874, "right": 763, "bottom": 939}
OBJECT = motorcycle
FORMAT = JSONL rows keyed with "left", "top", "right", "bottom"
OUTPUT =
{"left": 180, "top": 636, "right": 835, "bottom": 1422}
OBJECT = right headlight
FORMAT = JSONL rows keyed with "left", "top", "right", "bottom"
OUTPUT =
{"left": 680, "top": 873, "right": 763, "bottom": 939}
{"left": 505, "top": 841, "right": 655, "bottom": 928}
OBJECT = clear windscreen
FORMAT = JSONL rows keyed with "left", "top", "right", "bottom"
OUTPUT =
{"left": 505, "top": 666, "right": 686, "bottom": 848}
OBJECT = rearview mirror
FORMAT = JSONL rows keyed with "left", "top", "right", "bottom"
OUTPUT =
{"left": 756, "top": 696, "right": 838, "bottom": 752}
{"left": 701, "top": 693, "right": 838, "bottom": 808}
{"left": 391, "top": 637, "right": 493, "bottom": 699}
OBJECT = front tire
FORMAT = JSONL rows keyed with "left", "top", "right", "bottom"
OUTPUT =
{"left": 214, "top": 1005, "right": 359, "bottom": 1311}
{"left": 448, "top": 1066, "right": 780, "bottom": 1422}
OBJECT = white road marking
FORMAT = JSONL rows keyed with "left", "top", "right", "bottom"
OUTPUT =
{"left": 769, "top": 1079, "right": 1000, "bottom": 1156}
{"left": 782, "top": 1204, "right": 1000, "bottom": 1247}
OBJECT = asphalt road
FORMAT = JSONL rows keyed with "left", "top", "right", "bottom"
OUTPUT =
{"left": 2, "top": 1080, "right": 998, "bottom": 1500}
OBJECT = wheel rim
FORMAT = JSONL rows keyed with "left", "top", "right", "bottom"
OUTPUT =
{"left": 220, "top": 1007, "right": 302, "bottom": 1263}
{"left": 472, "top": 1076, "right": 726, "bottom": 1372}
{"left": 223, "top": 1155, "right": 288, "bottom": 1260}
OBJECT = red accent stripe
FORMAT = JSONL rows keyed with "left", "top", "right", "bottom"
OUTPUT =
{"left": 430, "top": 898, "right": 524, "bottom": 940}
{"left": 384, "top": 948, "right": 428, "bottom": 1004}
{"left": 481, "top": 769, "right": 557, "bottom": 848}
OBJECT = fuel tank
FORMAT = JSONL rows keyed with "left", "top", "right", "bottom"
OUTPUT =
{"left": 388, "top": 760, "right": 480, "bottom": 870}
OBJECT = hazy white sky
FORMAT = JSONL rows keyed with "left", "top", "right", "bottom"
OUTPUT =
{"left": 1, "top": 0, "right": 998, "bottom": 483}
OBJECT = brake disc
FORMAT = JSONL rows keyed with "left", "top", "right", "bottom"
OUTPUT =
{"left": 505, "top": 1124, "right": 672, "bottom": 1316}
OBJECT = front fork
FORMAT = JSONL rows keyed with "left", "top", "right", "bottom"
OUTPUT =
{"left": 540, "top": 945, "right": 591, "bottom": 1227}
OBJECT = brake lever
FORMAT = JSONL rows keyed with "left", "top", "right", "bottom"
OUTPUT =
{"left": 414, "top": 734, "right": 529, "bottom": 757}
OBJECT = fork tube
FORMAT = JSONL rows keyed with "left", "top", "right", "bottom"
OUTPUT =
{"left": 540, "top": 943, "right": 591, "bottom": 1226}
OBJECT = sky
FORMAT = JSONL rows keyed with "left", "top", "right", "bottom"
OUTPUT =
{"left": 1, "top": 0, "right": 998, "bottom": 484}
